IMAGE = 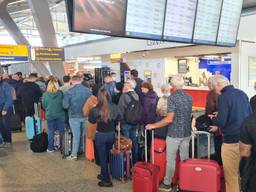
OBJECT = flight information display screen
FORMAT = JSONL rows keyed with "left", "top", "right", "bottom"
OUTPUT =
{"left": 125, "top": 0, "right": 166, "bottom": 39}
{"left": 193, "top": 0, "right": 223, "bottom": 45}
{"left": 163, "top": 0, "right": 197, "bottom": 43}
{"left": 69, "top": 0, "right": 243, "bottom": 47}
{"left": 217, "top": 0, "right": 243, "bottom": 46}
{"left": 73, "top": 0, "right": 127, "bottom": 36}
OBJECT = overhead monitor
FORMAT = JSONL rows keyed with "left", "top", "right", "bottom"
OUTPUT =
{"left": 217, "top": 0, "right": 243, "bottom": 46}
{"left": 68, "top": 0, "right": 242, "bottom": 47}
{"left": 73, "top": 0, "right": 127, "bottom": 36}
{"left": 163, "top": 0, "right": 197, "bottom": 43}
{"left": 125, "top": 0, "right": 166, "bottom": 39}
{"left": 193, "top": 0, "right": 223, "bottom": 45}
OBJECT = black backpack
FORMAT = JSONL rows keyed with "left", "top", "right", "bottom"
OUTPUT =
{"left": 124, "top": 93, "right": 143, "bottom": 125}
{"left": 195, "top": 114, "right": 211, "bottom": 132}
{"left": 30, "top": 132, "right": 48, "bottom": 153}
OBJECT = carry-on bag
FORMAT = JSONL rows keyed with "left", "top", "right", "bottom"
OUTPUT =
{"left": 179, "top": 131, "right": 221, "bottom": 192}
{"left": 133, "top": 129, "right": 160, "bottom": 192}
{"left": 30, "top": 130, "right": 48, "bottom": 153}
{"left": 61, "top": 128, "right": 72, "bottom": 158}
{"left": 150, "top": 138, "right": 180, "bottom": 185}
{"left": 109, "top": 123, "right": 132, "bottom": 182}
{"left": 10, "top": 105, "right": 22, "bottom": 132}
{"left": 85, "top": 138, "right": 95, "bottom": 161}
{"left": 25, "top": 103, "right": 42, "bottom": 140}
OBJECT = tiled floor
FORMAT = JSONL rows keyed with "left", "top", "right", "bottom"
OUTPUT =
{"left": 0, "top": 132, "right": 132, "bottom": 192}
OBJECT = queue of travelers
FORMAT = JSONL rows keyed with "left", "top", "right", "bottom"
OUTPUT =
{"left": 0, "top": 70, "right": 255, "bottom": 191}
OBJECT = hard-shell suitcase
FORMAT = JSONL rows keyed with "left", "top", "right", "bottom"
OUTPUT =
{"left": 25, "top": 116, "right": 41, "bottom": 140}
{"left": 133, "top": 129, "right": 160, "bottom": 192}
{"left": 85, "top": 138, "right": 95, "bottom": 161}
{"left": 109, "top": 123, "right": 132, "bottom": 182}
{"left": 61, "top": 128, "right": 72, "bottom": 158}
{"left": 25, "top": 103, "right": 42, "bottom": 140}
{"left": 179, "top": 131, "right": 221, "bottom": 192}
{"left": 150, "top": 138, "right": 180, "bottom": 184}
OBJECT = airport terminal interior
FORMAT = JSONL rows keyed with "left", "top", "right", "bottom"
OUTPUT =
{"left": 0, "top": 0, "right": 256, "bottom": 192}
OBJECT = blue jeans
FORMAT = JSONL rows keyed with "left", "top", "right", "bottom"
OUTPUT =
{"left": 69, "top": 118, "right": 86, "bottom": 158}
{"left": 47, "top": 118, "right": 65, "bottom": 151}
{"left": 0, "top": 112, "right": 12, "bottom": 143}
{"left": 121, "top": 123, "right": 138, "bottom": 164}
{"left": 95, "top": 131, "right": 115, "bottom": 182}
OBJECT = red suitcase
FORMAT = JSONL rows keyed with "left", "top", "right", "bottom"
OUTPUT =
{"left": 150, "top": 138, "right": 180, "bottom": 185}
{"left": 133, "top": 130, "right": 159, "bottom": 192}
{"left": 179, "top": 131, "right": 221, "bottom": 192}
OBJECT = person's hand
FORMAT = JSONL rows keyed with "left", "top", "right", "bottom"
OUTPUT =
{"left": 145, "top": 124, "right": 155, "bottom": 130}
{"left": 208, "top": 113, "right": 217, "bottom": 119}
{"left": 1, "top": 111, "right": 7, "bottom": 116}
{"left": 209, "top": 126, "right": 218, "bottom": 133}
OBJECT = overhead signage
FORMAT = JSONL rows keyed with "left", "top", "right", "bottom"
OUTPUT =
{"left": 0, "top": 44, "right": 28, "bottom": 61}
{"left": 31, "top": 47, "right": 64, "bottom": 61}
{"left": 110, "top": 53, "right": 122, "bottom": 63}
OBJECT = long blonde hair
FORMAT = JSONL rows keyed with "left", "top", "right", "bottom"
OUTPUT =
{"left": 47, "top": 80, "right": 59, "bottom": 93}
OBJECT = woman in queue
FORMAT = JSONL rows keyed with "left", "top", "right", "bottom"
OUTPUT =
{"left": 88, "top": 87, "right": 119, "bottom": 188}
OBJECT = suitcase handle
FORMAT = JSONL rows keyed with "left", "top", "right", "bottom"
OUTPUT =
{"left": 145, "top": 129, "right": 154, "bottom": 164}
{"left": 192, "top": 131, "right": 211, "bottom": 159}
{"left": 116, "top": 122, "right": 121, "bottom": 152}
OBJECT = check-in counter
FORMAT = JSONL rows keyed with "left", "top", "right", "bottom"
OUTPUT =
{"left": 183, "top": 86, "right": 209, "bottom": 109}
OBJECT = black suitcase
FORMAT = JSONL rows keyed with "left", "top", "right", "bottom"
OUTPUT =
{"left": 10, "top": 105, "right": 22, "bottom": 132}
{"left": 61, "top": 128, "right": 72, "bottom": 158}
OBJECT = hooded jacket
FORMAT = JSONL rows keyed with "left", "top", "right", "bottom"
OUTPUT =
{"left": 42, "top": 90, "right": 65, "bottom": 120}
{"left": 142, "top": 90, "right": 159, "bottom": 124}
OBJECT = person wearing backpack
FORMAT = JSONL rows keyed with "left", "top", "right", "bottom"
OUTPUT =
{"left": 141, "top": 81, "right": 159, "bottom": 150}
{"left": 118, "top": 79, "right": 142, "bottom": 164}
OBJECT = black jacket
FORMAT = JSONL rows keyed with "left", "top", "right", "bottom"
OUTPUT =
{"left": 17, "top": 82, "right": 42, "bottom": 116}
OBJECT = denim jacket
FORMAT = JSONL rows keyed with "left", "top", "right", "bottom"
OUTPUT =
{"left": 63, "top": 84, "right": 91, "bottom": 118}
{"left": 0, "top": 81, "right": 13, "bottom": 112}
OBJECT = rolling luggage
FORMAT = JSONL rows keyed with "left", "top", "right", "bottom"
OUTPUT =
{"left": 10, "top": 105, "right": 22, "bottom": 132}
{"left": 150, "top": 138, "right": 180, "bottom": 184}
{"left": 179, "top": 131, "right": 221, "bottom": 192}
{"left": 25, "top": 103, "right": 42, "bottom": 140}
{"left": 85, "top": 138, "right": 95, "bottom": 161}
{"left": 133, "top": 129, "right": 160, "bottom": 192}
{"left": 109, "top": 123, "right": 132, "bottom": 182}
{"left": 54, "top": 131, "right": 60, "bottom": 150}
{"left": 61, "top": 128, "right": 72, "bottom": 158}
{"left": 150, "top": 138, "right": 180, "bottom": 185}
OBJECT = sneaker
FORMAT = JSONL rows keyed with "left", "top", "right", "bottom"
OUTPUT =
{"left": 47, "top": 149, "right": 54, "bottom": 153}
{"left": 66, "top": 155, "right": 77, "bottom": 161}
{"left": 4, "top": 143, "right": 11, "bottom": 148}
{"left": 98, "top": 180, "right": 113, "bottom": 187}
{"left": 159, "top": 182, "right": 172, "bottom": 192}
